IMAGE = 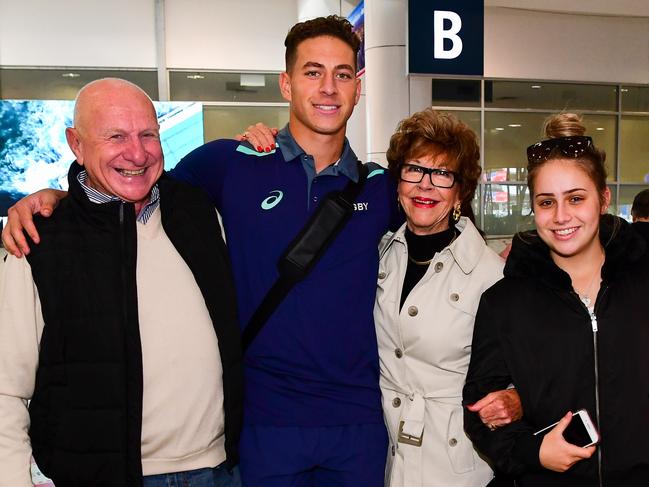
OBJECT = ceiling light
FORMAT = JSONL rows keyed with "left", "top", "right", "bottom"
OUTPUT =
{"left": 508, "top": 124, "right": 522, "bottom": 128}
{"left": 596, "top": 127, "right": 605, "bottom": 131}
{"left": 495, "top": 127, "right": 505, "bottom": 131}
{"left": 186, "top": 74, "right": 205, "bottom": 80}
{"left": 61, "top": 72, "right": 80, "bottom": 78}
{"left": 531, "top": 85, "right": 542, "bottom": 89}
{"left": 620, "top": 88, "right": 629, "bottom": 93}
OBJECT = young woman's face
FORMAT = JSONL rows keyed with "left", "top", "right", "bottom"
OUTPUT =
{"left": 532, "top": 159, "right": 610, "bottom": 260}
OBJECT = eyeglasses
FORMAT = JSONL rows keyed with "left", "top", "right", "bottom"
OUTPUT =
{"left": 526, "top": 136, "right": 594, "bottom": 163}
{"left": 399, "top": 164, "right": 459, "bottom": 188}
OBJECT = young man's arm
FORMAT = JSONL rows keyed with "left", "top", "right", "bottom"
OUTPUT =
{"left": 2, "top": 190, "right": 67, "bottom": 257}
{"left": 0, "top": 254, "right": 44, "bottom": 486}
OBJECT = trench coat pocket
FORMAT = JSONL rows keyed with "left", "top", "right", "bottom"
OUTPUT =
{"left": 446, "top": 407, "right": 476, "bottom": 474}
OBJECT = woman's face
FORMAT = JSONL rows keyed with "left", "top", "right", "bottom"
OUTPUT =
{"left": 398, "top": 152, "right": 461, "bottom": 235}
{"left": 532, "top": 159, "right": 610, "bottom": 260}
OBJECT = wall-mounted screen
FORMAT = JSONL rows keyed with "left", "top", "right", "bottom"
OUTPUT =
{"left": 0, "top": 100, "right": 204, "bottom": 220}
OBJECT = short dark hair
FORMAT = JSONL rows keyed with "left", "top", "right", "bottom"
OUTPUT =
{"left": 284, "top": 15, "right": 360, "bottom": 72}
{"left": 632, "top": 189, "right": 649, "bottom": 219}
{"left": 386, "top": 109, "right": 482, "bottom": 223}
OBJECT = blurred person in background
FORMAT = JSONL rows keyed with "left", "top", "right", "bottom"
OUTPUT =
{"left": 631, "top": 188, "right": 649, "bottom": 242}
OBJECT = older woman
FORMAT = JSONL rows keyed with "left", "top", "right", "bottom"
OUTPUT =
{"left": 375, "top": 109, "right": 513, "bottom": 487}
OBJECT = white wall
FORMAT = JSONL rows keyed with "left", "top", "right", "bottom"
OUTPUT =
{"left": 0, "top": 0, "right": 158, "bottom": 68}
{"left": 484, "top": 7, "right": 649, "bottom": 84}
{"left": 165, "top": 0, "right": 297, "bottom": 71}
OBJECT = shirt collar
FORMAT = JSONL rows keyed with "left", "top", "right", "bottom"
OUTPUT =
{"left": 276, "top": 124, "right": 360, "bottom": 182}
{"left": 77, "top": 170, "right": 160, "bottom": 224}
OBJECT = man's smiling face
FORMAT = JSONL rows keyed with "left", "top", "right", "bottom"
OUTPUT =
{"left": 280, "top": 35, "right": 361, "bottom": 140}
{"left": 66, "top": 79, "right": 164, "bottom": 214}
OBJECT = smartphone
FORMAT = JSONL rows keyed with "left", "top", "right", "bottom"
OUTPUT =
{"left": 534, "top": 409, "right": 600, "bottom": 447}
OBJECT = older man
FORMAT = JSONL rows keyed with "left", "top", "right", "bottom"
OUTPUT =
{"left": 0, "top": 79, "right": 243, "bottom": 487}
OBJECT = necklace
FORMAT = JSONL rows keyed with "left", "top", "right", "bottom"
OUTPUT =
{"left": 406, "top": 233, "right": 458, "bottom": 267}
{"left": 408, "top": 255, "right": 434, "bottom": 266}
{"left": 575, "top": 255, "right": 605, "bottom": 307}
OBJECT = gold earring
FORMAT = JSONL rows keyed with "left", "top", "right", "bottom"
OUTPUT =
{"left": 452, "top": 203, "right": 461, "bottom": 222}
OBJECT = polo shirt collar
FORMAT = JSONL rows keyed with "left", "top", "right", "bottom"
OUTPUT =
{"left": 276, "top": 124, "right": 360, "bottom": 182}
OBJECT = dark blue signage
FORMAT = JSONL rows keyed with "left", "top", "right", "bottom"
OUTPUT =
{"left": 408, "top": 0, "right": 484, "bottom": 76}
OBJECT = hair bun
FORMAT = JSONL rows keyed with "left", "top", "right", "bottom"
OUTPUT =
{"left": 543, "top": 113, "right": 586, "bottom": 138}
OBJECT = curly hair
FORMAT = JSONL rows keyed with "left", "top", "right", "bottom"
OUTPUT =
{"left": 386, "top": 109, "right": 481, "bottom": 223}
{"left": 284, "top": 15, "right": 360, "bottom": 72}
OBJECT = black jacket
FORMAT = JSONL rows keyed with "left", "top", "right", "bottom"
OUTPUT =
{"left": 463, "top": 215, "right": 649, "bottom": 487}
{"left": 632, "top": 221, "right": 649, "bottom": 244}
{"left": 26, "top": 163, "right": 243, "bottom": 487}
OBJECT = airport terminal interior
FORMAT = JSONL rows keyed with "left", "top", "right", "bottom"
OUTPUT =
{"left": 1, "top": 0, "right": 648, "bottom": 242}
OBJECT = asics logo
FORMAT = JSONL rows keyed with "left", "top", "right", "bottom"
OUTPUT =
{"left": 261, "top": 190, "right": 284, "bottom": 210}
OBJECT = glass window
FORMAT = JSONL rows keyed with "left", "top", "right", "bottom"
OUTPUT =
{"left": 621, "top": 86, "right": 649, "bottom": 113}
{"left": 618, "top": 185, "right": 649, "bottom": 221}
{"left": 170, "top": 72, "right": 283, "bottom": 102}
{"left": 485, "top": 81, "right": 617, "bottom": 111}
{"left": 484, "top": 112, "right": 617, "bottom": 182}
{"left": 482, "top": 183, "right": 535, "bottom": 236}
{"left": 608, "top": 185, "right": 618, "bottom": 218}
{"left": 620, "top": 116, "right": 649, "bottom": 183}
{"left": 431, "top": 79, "right": 480, "bottom": 107}
{"left": 203, "top": 105, "right": 289, "bottom": 142}
{"left": 444, "top": 110, "right": 481, "bottom": 140}
{"left": 0, "top": 68, "right": 158, "bottom": 100}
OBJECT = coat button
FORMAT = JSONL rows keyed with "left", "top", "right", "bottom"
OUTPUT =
{"left": 392, "top": 397, "right": 401, "bottom": 407}
{"left": 434, "top": 262, "right": 443, "bottom": 273}
{"left": 407, "top": 305, "right": 418, "bottom": 317}
{"left": 449, "top": 438, "right": 458, "bottom": 447}
{"left": 450, "top": 293, "right": 459, "bottom": 302}
{"left": 378, "top": 271, "right": 386, "bottom": 280}
{"left": 391, "top": 445, "right": 396, "bottom": 456}
{"left": 395, "top": 348, "right": 403, "bottom": 359}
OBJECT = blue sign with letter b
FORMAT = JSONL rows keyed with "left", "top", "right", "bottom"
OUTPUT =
{"left": 408, "top": 0, "right": 484, "bottom": 76}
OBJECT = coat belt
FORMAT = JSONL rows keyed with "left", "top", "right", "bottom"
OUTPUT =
{"left": 382, "top": 385, "right": 462, "bottom": 487}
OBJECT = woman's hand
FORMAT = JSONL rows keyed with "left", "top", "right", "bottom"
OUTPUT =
{"left": 235, "top": 123, "right": 278, "bottom": 153}
{"left": 466, "top": 388, "right": 523, "bottom": 429}
{"left": 539, "top": 412, "right": 596, "bottom": 472}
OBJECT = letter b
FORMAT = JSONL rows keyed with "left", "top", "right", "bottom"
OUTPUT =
{"left": 434, "top": 11, "right": 463, "bottom": 59}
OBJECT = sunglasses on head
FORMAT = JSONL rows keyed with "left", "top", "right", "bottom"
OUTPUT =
{"left": 526, "top": 136, "right": 594, "bottom": 163}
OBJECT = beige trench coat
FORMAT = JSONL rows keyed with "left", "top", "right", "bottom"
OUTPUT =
{"left": 374, "top": 217, "right": 504, "bottom": 487}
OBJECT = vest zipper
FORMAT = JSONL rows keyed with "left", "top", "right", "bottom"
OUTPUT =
{"left": 119, "top": 203, "right": 129, "bottom": 333}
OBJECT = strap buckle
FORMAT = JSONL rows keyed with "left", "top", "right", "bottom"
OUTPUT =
{"left": 398, "top": 420, "right": 424, "bottom": 447}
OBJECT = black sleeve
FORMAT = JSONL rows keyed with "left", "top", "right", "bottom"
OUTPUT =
{"left": 463, "top": 290, "right": 544, "bottom": 476}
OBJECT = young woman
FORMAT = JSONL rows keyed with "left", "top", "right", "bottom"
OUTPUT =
{"left": 463, "top": 113, "right": 649, "bottom": 486}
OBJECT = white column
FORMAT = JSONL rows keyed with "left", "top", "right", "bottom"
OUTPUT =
{"left": 364, "top": 0, "right": 409, "bottom": 166}
{"left": 154, "top": 0, "right": 169, "bottom": 101}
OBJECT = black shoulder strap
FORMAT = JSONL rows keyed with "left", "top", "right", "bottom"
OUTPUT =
{"left": 241, "top": 161, "right": 369, "bottom": 352}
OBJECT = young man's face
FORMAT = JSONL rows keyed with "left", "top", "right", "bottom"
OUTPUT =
{"left": 280, "top": 35, "right": 361, "bottom": 139}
